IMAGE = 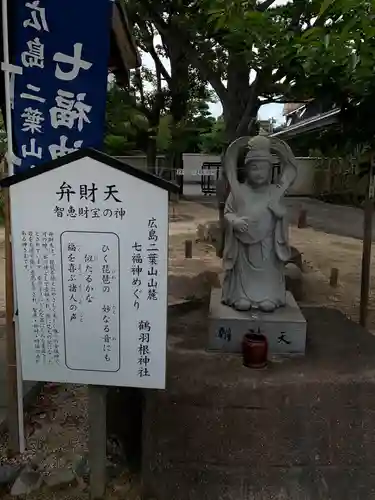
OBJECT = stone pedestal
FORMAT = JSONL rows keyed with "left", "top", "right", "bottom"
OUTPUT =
{"left": 208, "top": 289, "right": 306, "bottom": 355}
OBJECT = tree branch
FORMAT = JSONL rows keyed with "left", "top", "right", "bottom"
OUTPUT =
{"left": 148, "top": 44, "right": 171, "bottom": 86}
{"left": 134, "top": 69, "right": 146, "bottom": 108}
{"left": 235, "top": 75, "right": 261, "bottom": 134}
{"left": 260, "top": 98, "right": 309, "bottom": 105}
{"left": 256, "top": 0, "right": 278, "bottom": 12}
{"left": 180, "top": 37, "right": 228, "bottom": 105}
{"left": 136, "top": 0, "right": 228, "bottom": 106}
{"left": 132, "top": 12, "right": 172, "bottom": 86}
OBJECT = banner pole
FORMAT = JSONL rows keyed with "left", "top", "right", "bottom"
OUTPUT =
{"left": 2, "top": 0, "right": 14, "bottom": 175}
{"left": 2, "top": 0, "right": 25, "bottom": 453}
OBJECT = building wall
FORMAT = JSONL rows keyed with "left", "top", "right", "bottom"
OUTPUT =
{"left": 287, "top": 157, "right": 318, "bottom": 196}
{"left": 116, "top": 154, "right": 222, "bottom": 182}
{"left": 181, "top": 153, "right": 222, "bottom": 183}
{"left": 116, "top": 154, "right": 318, "bottom": 196}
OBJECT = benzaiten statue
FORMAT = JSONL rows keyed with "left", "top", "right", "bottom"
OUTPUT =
{"left": 221, "top": 134, "right": 298, "bottom": 313}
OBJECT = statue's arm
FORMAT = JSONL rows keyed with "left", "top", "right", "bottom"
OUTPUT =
{"left": 268, "top": 199, "right": 287, "bottom": 219}
{"left": 268, "top": 186, "right": 287, "bottom": 219}
{"left": 224, "top": 194, "right": 239, "bottom": 225}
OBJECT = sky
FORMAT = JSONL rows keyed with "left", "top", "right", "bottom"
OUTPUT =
{"left": 140, "top": 0, "right": 290, "bottom": 126}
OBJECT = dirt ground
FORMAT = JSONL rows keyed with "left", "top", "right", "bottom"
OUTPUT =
{"left": 168, "top": 199, "right": 375, "bottom": 332}
{"left": 0, "top": 383, "right": 142, "bottom": 500}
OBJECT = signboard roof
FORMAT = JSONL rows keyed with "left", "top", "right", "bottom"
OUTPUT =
{"left": 0, "top": 148, "right": 179, "bottom": 193}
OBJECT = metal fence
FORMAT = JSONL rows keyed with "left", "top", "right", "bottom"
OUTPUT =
{"left": 200, "top": 162, "right": 221, "bottom": 195}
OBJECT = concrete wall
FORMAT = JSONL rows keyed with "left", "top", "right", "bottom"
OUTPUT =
{"left": 116, "top": 155, "right": 165, "bottom": 174}
{"left": 116, "top": 153, "right": 221, "bottom": 182}
{"left": 116, "top": 154, "right": 318, "bottom": 196}
{"left": 288, "top": 157, "right": 318, "bottom": 196}
{"left": 181, "top": 153, "right": 221, "bottom": 183}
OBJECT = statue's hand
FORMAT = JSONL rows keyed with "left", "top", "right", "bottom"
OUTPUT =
{"left": 233, "top": 217, "right": 248, "bottom": 233}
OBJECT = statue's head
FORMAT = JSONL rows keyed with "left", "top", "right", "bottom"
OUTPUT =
{"left": 244, "top": 135, "right": 272, "bottom": 187}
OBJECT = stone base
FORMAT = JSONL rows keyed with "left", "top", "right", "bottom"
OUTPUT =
{"left": 208, "top": 289, "right": 306, "bottom": 355}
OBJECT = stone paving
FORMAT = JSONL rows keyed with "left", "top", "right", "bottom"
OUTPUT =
{"left": 143, "top": 304, "right": 375, "bottom": 500}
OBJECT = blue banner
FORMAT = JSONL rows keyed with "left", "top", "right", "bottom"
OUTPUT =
{"left": 11, "top": 0, "right": 112, "bottom": 171}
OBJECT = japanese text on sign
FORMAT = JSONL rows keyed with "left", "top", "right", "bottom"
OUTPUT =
{"left": 21, "top": 230, "right": 61, "bottom": 365}
{"left": 61, "top": 231, "right": 120, "bottom": 372}
{"left": 131, "top": 217, "right": 161, "bottom": 379}
{"left": 12, "top": 0, "right": 112, "bottom": 171}
{"left": 54, "top": 182, "right": 126, "bottom": 220}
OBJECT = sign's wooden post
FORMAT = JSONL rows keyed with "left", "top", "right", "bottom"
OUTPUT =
{"left": 89, "top": 385, "right": 107, "bottom": 499}
{"left": 360, "top": 155, "right": 375, "bottom": 327}
{"left": 4, "top": 185, "right": 21, "bottom": 453}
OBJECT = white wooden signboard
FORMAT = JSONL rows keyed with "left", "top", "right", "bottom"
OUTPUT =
{"left": 6, "top": 150, "right": 176, "bottom": 389}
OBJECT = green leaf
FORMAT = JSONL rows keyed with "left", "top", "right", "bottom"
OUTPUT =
{"left": 318, "top": 0, "right": 337, "bottom": 18}
{"left": 301, "top": 26, "right": 323, "bottom": 40}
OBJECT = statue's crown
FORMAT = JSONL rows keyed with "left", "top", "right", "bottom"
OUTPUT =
{"left": 246, "top": 135, "right": 272, "bottom": 161}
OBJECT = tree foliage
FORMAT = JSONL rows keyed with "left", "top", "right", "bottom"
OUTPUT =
{"left": 126, "top": 0, "right": 324, "bottom": 141}
{"left": 104, "top": 77, "right": 222, "bottom": 158}
{"left": 292, "top": 0, "right": 375, "bottom": 150}
{"left": 125, "top": 0, "right": 375, "bottom": 151}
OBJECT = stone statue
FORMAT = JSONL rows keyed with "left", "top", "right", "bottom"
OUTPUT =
{"left": 221, "top": 134, "right": 298, "bottom": 312}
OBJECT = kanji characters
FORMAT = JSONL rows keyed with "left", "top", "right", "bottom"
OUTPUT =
{"left": 79, "top": 207, "right": 89, "bottom": 218}
{"left": 132, "top": 243, "right": 142, "bottom": 252}
{"left": 67, "top": 206, "right": 77, "bottom": 218}
{"left": 139, "top": 332, "right": 149, "bottom": 343}
{"left": 21, "top": 38, "right": 44, "bottom": 68}
{"left": 56, "top": 182, "right": 76, "bottom": 202}
{"left": 132, "top": 253, "right": 143, "bottom": 264}
{"left": 114, "top": 208, "right": 126, "bottom": 220}
{"left": 21, "top": 107, "right": 44, "bottom": 134}
{"left": 48, "top": 136, "right": 83, "bottom": 160}
{"left": 80, "top": 183, "right": 97, "bottom": 202}
{"left": 131, "top": 265, "right": 143, "bottom": 277}
{"left": 278, "top": 333, "right": 291, "bottom": 345}
{"left": 138, "top": 320, "right": 151, "bottom": 332}
{"left": 53, "top": 206, "right": 64, "bottom": 218}
{"left": 138, "top": 344, "right": 150, "bottom": 356}
{"left": 21, "top": 84, "right": 45, "bottom": 103}
{"left": 24, "top": 1, "right": 49, "bottom": 32}
{"left": 148, "top": 218, "right": 157, "bottom": 228}
{"left": 147, "top": 252, "right": 159, "bottom": 266}
{"left": 104, "top": 185, "right": 122, "bottom": 203}
{"left": 138, "top": 367, "right": 151, "bottom": 378}
{"left": 147, "top": 288, "right": 158, "bottom": 301}
{"left": 217, "top": 327, "right": 232, "bottom": 342}
{"left": 22, "top": 138, "right": 42, "bottom": 159}
{"left": 49, "top": 90, "right": 92, "bottom": 131}
{"left": 53, "top": 43, "right": 92, "bottom": 81}
{"left": 138, "top": 319, "right": 152, "bottom": 377}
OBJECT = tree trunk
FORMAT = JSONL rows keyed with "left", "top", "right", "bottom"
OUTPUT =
{"left": 146, "top": 137, "right": 157, "bottom": 175}
{"left": 223, "top": 52, "right": 261, "bottom": 143}
{"left": 165, "top": 42, "right": 190, "bottom": 189}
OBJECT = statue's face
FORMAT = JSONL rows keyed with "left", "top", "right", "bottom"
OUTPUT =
{"left": 246, "top": 159, "right": 271, "bottom": 186}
